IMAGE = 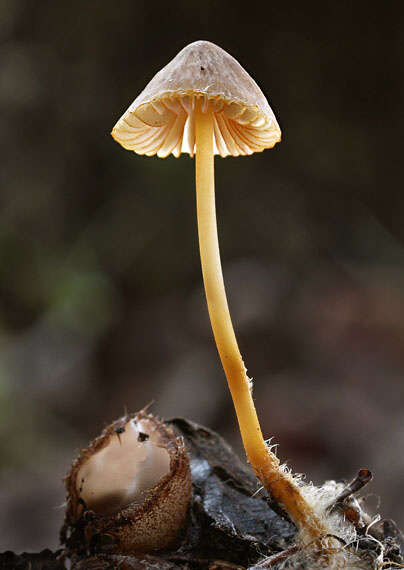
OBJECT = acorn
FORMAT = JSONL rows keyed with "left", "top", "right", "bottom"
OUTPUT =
{"left": 62, "top": 410, "right": 192, "bottom": 555}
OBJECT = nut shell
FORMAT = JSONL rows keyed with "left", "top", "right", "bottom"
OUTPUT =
{"left": 62, "top": 411, "right": 192, "bottom": 555}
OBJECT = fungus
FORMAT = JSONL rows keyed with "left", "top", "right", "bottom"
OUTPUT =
{"left": 111, "top": 41, "right": 335, "bottom": 544}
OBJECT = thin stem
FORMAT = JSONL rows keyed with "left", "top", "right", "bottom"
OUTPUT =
{"left": 194, "top": 99, "right": 327, "bottom": 542}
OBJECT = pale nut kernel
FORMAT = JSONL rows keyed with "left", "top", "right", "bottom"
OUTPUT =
{"left": 62, "top": 411, "right": 192, "bottom": 555}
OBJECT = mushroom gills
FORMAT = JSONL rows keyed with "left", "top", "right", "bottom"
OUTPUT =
{"left": 113, "top": 94, "right": 278, "bottom": 158}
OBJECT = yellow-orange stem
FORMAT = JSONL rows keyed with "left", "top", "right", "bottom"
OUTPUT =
{"left": 194, "top": 101, "right": 327, "bottom": 541}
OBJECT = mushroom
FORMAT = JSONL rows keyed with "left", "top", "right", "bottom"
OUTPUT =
{"left": 111, "top": 41, "right": 330, "bottom": 543}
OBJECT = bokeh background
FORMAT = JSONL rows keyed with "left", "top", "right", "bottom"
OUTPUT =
{"left": 1, "top": 0, "right": 404, "bottom": 553}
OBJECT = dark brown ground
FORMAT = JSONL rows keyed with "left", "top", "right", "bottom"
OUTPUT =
{"left": 2, "top": 419, "right": 403, "bottom": 569}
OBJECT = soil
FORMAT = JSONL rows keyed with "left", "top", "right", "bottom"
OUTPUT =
{"left": 1, "top": 419, "right": 403, "bottom": 569}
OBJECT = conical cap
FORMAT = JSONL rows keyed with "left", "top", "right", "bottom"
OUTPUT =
{"left": 112, "top": 41, "right": 281, "bottom": 158}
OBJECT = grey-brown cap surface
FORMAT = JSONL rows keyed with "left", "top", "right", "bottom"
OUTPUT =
{"left": 112, "top": 40, "right": 281, "bottom": 158}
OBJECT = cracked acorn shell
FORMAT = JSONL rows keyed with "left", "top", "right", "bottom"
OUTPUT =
{"left": 62, "top": 411, "right": 192, "bottom": 555}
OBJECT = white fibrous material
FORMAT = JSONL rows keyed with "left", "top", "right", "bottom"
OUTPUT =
{"left": 300, "top": 479, "right": 357, "bottom": 544}
{"left": 268, "top": 472, "right": 382, "bottom": 569}
{"left": 274, "top": 547, "right": 381, "bottom": 570}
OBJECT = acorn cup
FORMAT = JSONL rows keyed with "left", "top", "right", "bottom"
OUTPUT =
{"left": 62, "top": 411, "right": 192, "bottom": 556}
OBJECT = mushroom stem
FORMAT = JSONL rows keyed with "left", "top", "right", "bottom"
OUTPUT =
{"left": 194, "top": 100, "right": 327, "bottom": 542}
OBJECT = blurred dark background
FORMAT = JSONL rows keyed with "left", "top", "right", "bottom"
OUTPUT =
{"left": 1, "top": 0, "right": 404, "bottom": 553}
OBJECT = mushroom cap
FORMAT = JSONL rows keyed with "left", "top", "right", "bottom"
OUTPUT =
{"left": 111, "top": 40, "right": 281, "bottom": 158}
